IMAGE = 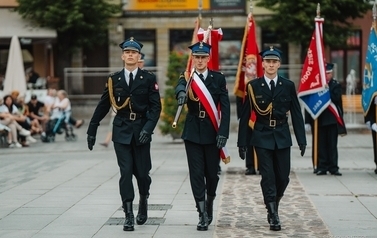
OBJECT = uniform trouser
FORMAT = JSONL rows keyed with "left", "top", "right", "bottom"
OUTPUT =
{"left": 184, "top": 140, "right": 220, "bottom": 203}
{"left": 371, "top": 130, "right": 377, "bottom": 167}
{"left": 255, "top": 146, "right": 290, "bottom": 205}
{"left": 317, "top": 124, "right": 339, "bottom": 173}
{"left": 114, "top": 140, "right": 152, "bottom": 204}
{"left": 245, "top": 145, "right": 255, "bottom": 168}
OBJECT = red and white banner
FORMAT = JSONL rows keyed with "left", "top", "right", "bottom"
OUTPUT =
{"left": 298, "top": 17, "right": 327, "bottom": 96}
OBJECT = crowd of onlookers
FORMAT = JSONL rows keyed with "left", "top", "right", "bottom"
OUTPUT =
{"left": 0, "top": 88, "right": 84, "bottom": 148}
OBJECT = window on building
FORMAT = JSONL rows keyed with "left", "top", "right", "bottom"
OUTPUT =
{"left": 330, "top": 30, "right": 361, "bottom": 94}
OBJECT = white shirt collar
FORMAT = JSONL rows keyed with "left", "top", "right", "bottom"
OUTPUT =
{"left": 264, "top": 75, "right": 278, "bottom": 88}
{"left": 196, "top": 69, "right": 208, "bottom": 80}
{"left": 124, "top": 68, "right": 138, "bottom": 83}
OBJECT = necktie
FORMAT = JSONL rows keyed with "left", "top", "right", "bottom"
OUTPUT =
{"left": 270, "top": 80, "right": 275, "bottom": 95}
{"left": 199, "top": 73, "right": 204, "bottom": 82}
{"left": 129, "top": 72, "right": 133, "bottom": 88}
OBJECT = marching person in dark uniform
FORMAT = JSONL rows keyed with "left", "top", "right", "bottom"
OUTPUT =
{"left": 236, "top": 96, "right": 257, "bottom": 175}
{"left": 175, "top": 41, "right": 230, "bottom": 231}
{"left": 86, "top": 37, "right": 161, "bottom": 232}
{"left": 305, "top": 63, "right": 346, "bottom": 176}
{"left": 364, "top": 96, "right": 377, "bottom": 174}
{"left": 237, "top": 46, "right": 306, "bottom": 231}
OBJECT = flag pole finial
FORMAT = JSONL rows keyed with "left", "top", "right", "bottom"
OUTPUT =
{"left": 373, "top": 0, "right": 377, "bottom": 21}
{"left": 209, "top": 18, "right": 213, "bottom": 29}
{"left": 316, "top": 3, "right": 321, "bottom": 18}
{"left": 249, "top": 0, "right": 253, "bottom": 14}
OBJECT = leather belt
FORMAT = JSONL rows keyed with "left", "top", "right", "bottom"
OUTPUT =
{"left": 117, "top": 111, "right": 146, "bottom": 121}
{"left": 189, "top": 110, "right": 208, "bottom": 118}
{"left": 257, "top": 118, "right": 287, "bottom": 127}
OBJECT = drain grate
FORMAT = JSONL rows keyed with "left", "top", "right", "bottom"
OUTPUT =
{"left": 105, "top": 217, "right": 165, "bottom": 225}
{"left": 118, "top": 204, "right": 172, "bottom": 211}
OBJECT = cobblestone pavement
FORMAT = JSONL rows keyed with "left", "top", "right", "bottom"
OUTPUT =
{"left": 215, "top": 168, "right": 331, "bottom": 238}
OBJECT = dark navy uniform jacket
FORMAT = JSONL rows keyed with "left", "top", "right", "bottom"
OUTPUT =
{"left": 175, "top": 70, "right": 230, "bottom": 144}
{"left": 238, "top": 76, "right": 306, "bottom": 150}
{"left": 87, "top": 68, "right": 161, "bottom": 145}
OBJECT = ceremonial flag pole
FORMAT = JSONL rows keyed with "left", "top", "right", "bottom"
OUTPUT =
{"left": 298, "top": 4, "right": 327, "bottom": 170}
{"left": 185, "top": 0, "right": 202, "bottom": 79}
{"left": 234, "top": 0, "right": 263, "bottom": 100}
{"left": 233, "top": 0, "right": 263, "bottom": 169}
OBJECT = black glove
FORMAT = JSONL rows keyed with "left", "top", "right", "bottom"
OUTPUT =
{"left": 216, "top": 135, "right": 227, "bottom": 149}
{"left": 238, "top": 146, "right": 247, "bottom": 160}
{"left": 177, "top": 91, "right": 187, "bottom": 106}
{"left": 139, "top": 130, "right": 151, "bottom": 144}
{"left": 299, "top": 144, "right": 306, "bottom": 157}
{"left": 87, "top": 135, "right": 96, "bottom": 151}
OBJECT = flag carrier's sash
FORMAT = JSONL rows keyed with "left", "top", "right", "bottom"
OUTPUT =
{"left": 190, "top": 72, "right": 230, "bottom": 164}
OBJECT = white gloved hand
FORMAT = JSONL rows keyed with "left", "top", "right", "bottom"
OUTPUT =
{"left": 372, "top": 123, "right": 377, "bottom": 132}
{"left": 366, "top": 121, "right": 371, "bottom": 129}
{"left": 305, "top": 124, "right": 311, "bottom": 132}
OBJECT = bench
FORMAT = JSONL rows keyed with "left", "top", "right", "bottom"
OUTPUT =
{"left": 342, "top": 94, "right": 362, "bottom": 113}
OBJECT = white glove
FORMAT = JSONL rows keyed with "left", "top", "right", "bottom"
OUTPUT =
{"left": 305, "top": 124, "right": 311, "bottom": 132}
{"left": 372, "top": 123, "right": 377, "bottom": 132}
{"left": 366, "top": 121, "right": 371, "bottom": 129}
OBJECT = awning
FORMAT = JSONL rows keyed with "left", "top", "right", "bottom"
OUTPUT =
{"left": 0, "top": 9, "right": 57, "bottom": 39}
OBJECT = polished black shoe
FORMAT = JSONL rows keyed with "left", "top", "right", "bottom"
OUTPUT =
{"left": 316, "top": 170, "right": 327, "bottom": 175}
{"left": 313, "top": 168, "right": 318, "bottom": 174}
{"left": 245, "top": 167, "right": 257, "bottom": 175}
{"left": 374, "top": 169, "right": 377, "bottom": 174}
{"left": 330, "top": 171, "right": 342, "bottom": 176}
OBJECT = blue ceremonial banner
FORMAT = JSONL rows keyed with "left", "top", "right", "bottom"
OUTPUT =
{"left": 362, "top": 22, "right": 377, "bottom": 115}
{"left": 300, "top": 88, "right": 331, "bottom": 118}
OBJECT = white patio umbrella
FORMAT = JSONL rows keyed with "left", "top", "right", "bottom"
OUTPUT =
{"left": 3, "top": 35, "right": 27, "bottom": 97}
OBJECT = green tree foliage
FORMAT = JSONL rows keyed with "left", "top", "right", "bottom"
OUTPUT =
{"left": 159, "top": 52, "right": 188, "bottom": 138}
{"left": 16, "top": 0, "right": 120, "bottom": 82}
{"left": 256, "top": 0, "right": 371, "bottom": 48}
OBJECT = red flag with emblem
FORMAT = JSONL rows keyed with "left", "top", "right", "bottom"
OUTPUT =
{"left": 234, "top": 12, "right": 263, "bottom": 99}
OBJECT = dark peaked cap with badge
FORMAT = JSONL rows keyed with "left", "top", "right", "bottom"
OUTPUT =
{"left": 325, "top": 62, "right": 334, "bottom": 72}
{"left": 188, "top": 41, "right": 211, "bottom": 56}
{"left": 119, "top": 37, "right": 143, "bottom": 52}
{"left": 259, "top": 46, "right": 282, "bottom": 61}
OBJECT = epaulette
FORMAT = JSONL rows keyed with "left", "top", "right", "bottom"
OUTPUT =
{"left": 141, "top": 69, "right": 154, "bottom": 75}
{"left": 210, "top": 70, "right": 224, "bottom": 75}
{"left": 109, "top": 71, "right": 121, "bottom": 77}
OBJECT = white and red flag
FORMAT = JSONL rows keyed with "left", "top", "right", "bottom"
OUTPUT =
{"left": 197, "top": 25, "right": 223, "bottom": 70}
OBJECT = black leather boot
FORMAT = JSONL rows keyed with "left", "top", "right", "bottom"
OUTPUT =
{"left": 197, "top": 201, "right": 208, "bottom": 231}
{"left": 206, "top": 195, "right": 215, "bottom": 225}
{"left": 267, "top": 196, "right": 283, "bottom": 224}
{"left": 267, "top": 202, "right": 281, "bottom": 231}
{"left": 123, "top": 202, "right": 134, "bottom": 231}
{"left": 136, "top": 195, "right": 148, "bottom": 225}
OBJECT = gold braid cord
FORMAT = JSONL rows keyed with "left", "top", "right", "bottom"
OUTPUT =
{"left": 247, "top": 84, "right": 272, "bottom": 116}
{"left": 108, "top": 77, "right": 130, "bottom": 111}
